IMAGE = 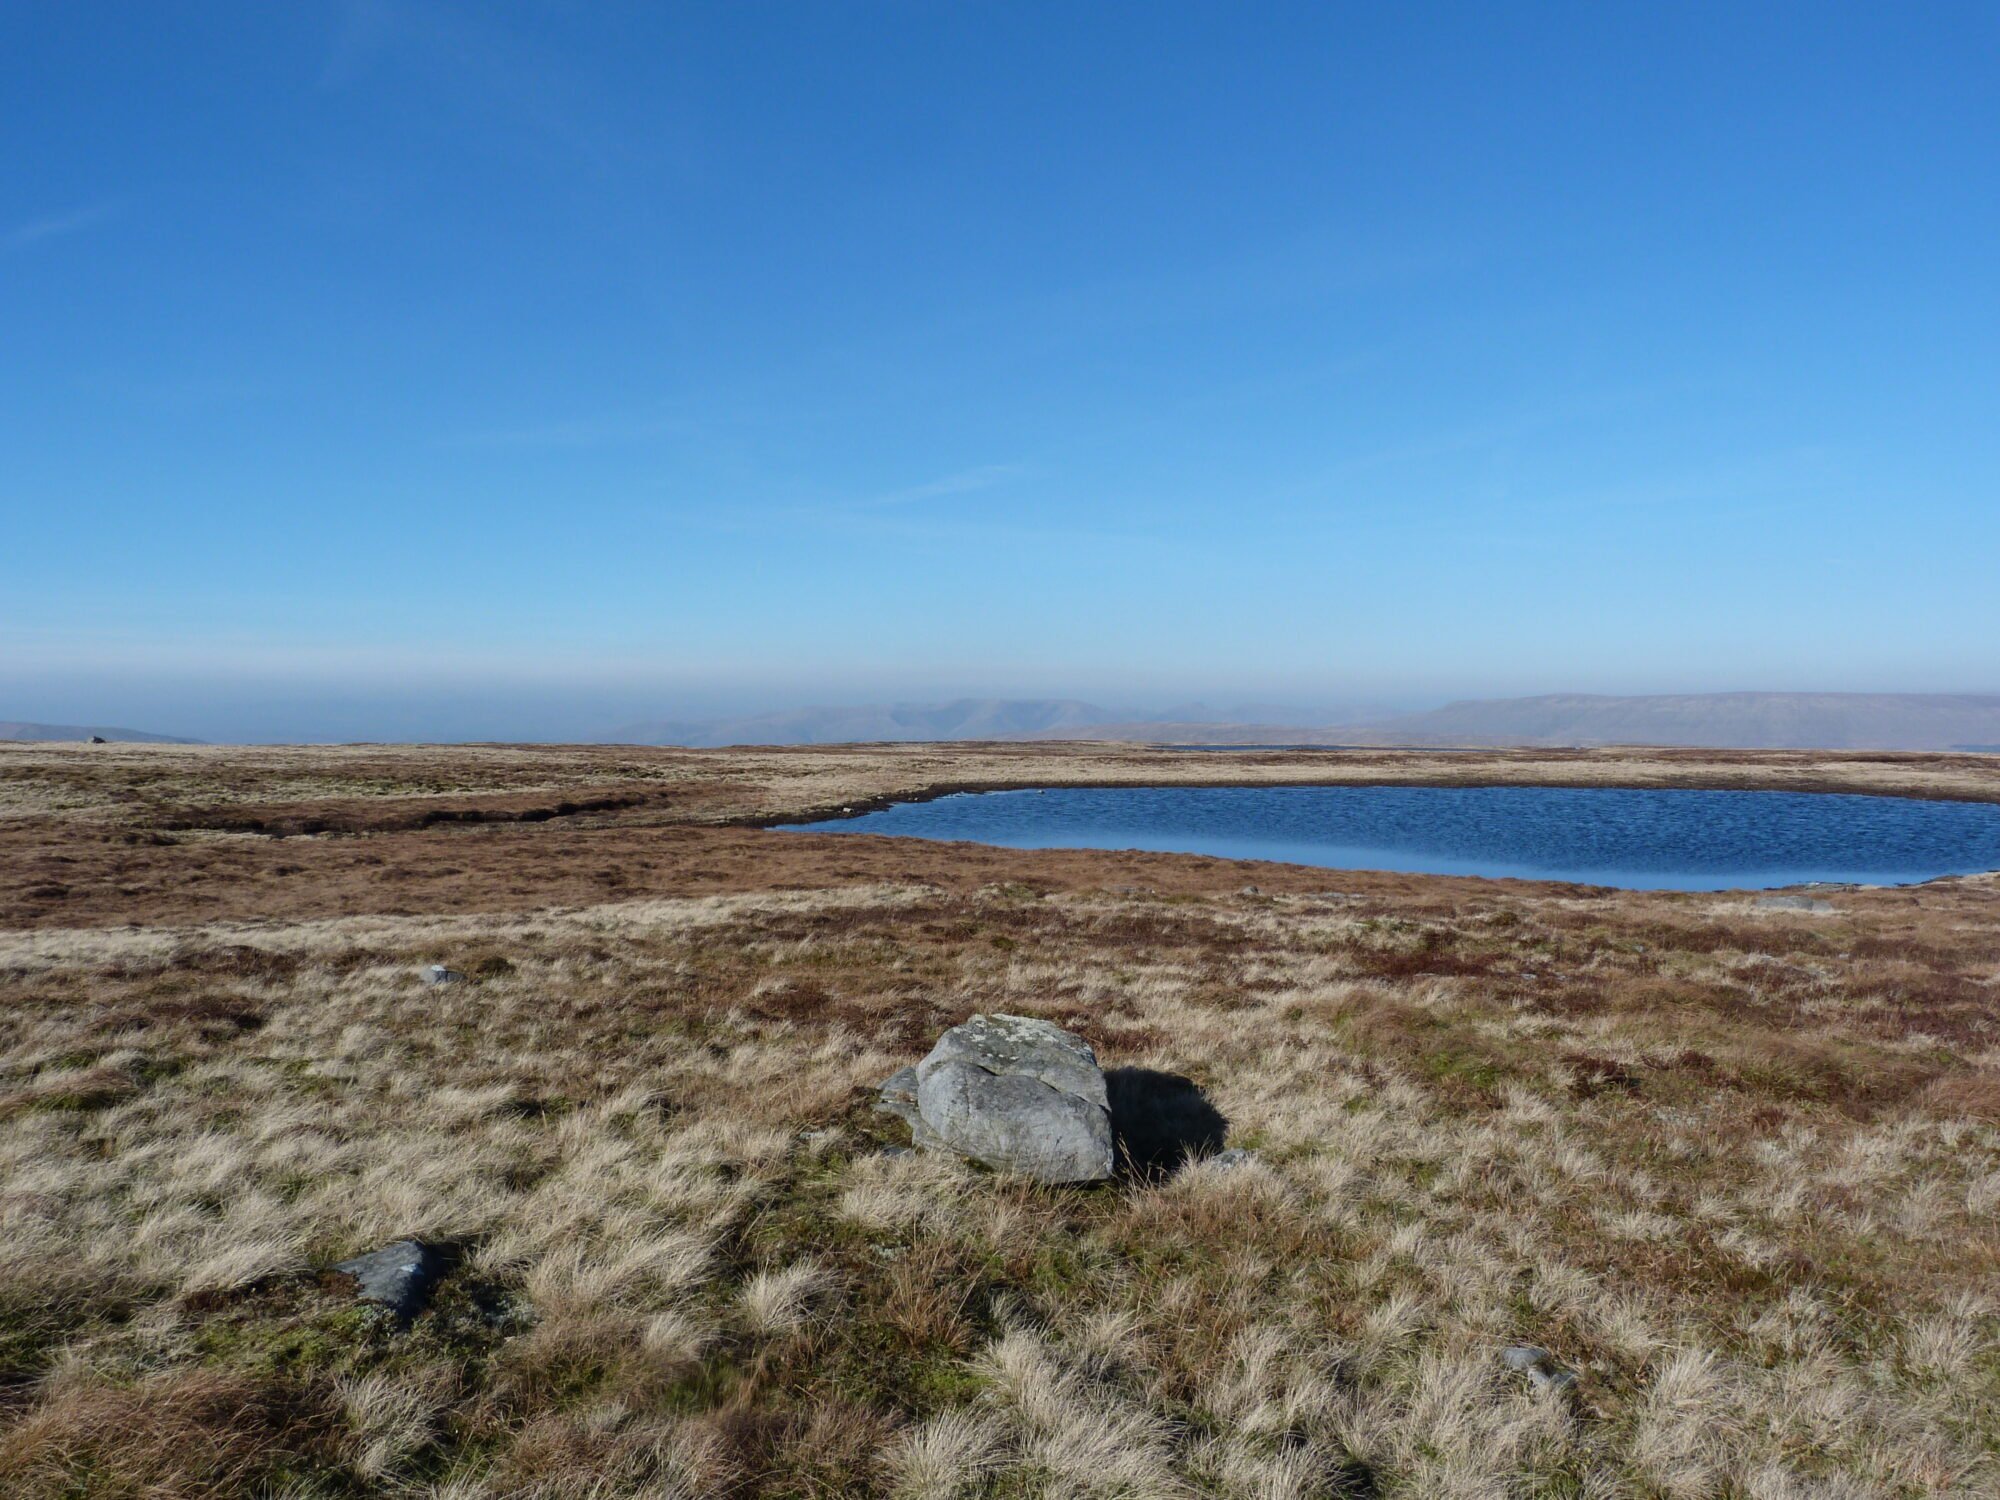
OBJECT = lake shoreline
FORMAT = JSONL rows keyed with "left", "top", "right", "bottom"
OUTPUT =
{"left": 779, "top": 783, "right": 2000, "bottom": 892}
{"left": 8, "top": 739, "right": 2000, "bottom": 928}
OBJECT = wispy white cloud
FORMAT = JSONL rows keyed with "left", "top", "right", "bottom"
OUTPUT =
{"left": 317, "top": 0, "right": 626, "bottom": 173}
{"left": 851, "top": 464, "right": 1027, "bottom": 511}
{"left": 443, "top": 409, "right": 688, "bottom": 449}
{"left": 673, "top": 462, "right": 1155, "bottom": 552}
{"left": 3, "top": 198, "right": 126, "bottom": 252}
{"left": 318, "top": 0, "right": 398, "bottom": 89}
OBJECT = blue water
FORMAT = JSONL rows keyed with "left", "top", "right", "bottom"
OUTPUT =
{"left": 780, "top": 785, "right": 2000, "bottom": 890}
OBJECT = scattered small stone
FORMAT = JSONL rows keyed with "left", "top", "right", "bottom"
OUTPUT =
{"left": 422, "top": 964, "right": 466, "bottom": 986}
{"left": 1754, "top": 895, "right": 1834, "bottom": 914}
{"left": 1206, "top": 1147, "right": 1259, "bottom": 1172}
{"left": 1239, "top": 884, "right": 1261, "bottom": 896}
{"left": 335, "top": 1239, "right": 446, "bottom": 1323}
{"left": 1501, "top": 1344, "right": 1578, "bottom": 1394}
{"left": 879, "top": 1145, "right": 914, "bottom": 1159}
{"left": 88, "top": 734, "right": 107, "bottom": 744}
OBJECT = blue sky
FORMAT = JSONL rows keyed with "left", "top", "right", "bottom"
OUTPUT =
{"left": 4, "top": 3, "right": 1997, "bottom": 740}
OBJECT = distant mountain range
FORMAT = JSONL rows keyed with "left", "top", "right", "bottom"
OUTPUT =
{"left": 1324, "top": 693, "right": 2000, "bottom": 752}
{"left": 12, "top": 693, "right": 1999, "bottom": 752}
{"left": 610, "top": 698, "right": 1140, "bottom": 747}
{"left": 610, "top": 692, "right": 2000, "bottom": 752}
{"left": 0, "top": 721, "right": 200, "bottom": 744}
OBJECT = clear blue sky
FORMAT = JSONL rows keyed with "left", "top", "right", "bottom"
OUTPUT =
{"left": 5, "top": 3, "right": 1997, "bottom": 740}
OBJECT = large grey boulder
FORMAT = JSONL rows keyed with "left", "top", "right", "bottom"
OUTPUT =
{"left": 883, "top": 1014, "right": 1115, "bottom": 1183}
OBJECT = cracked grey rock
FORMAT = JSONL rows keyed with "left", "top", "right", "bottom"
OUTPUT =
{"left": 335, "top": 1239, "right": 445, "bottom": 1322}
{"left": 883, "top": 1014, "right": 1115, "bottom": 1183}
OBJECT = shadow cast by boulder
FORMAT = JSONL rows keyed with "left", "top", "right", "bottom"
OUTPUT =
{"left": 1105, "top": 1067, "right": 1228, "bottom": 1180}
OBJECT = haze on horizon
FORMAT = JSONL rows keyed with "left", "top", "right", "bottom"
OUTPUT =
{"left": 5, "top": 4, "right": 1997, "bottom": 744}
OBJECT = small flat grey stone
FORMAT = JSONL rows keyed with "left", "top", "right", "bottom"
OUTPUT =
{"left": 335, "top": 1239, "right": 445, "bottom": 1322}
{"left": 422, "top": 965, "right": 466, "bottom": 986}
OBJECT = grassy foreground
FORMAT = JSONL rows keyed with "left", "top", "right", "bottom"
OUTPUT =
{"left": 0, "top": 742, "right": 1996, "bottom": 1497}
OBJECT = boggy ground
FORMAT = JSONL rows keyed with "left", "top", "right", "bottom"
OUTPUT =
{"left": 0, "top": 741, "right": 1996, "bottom": 1498}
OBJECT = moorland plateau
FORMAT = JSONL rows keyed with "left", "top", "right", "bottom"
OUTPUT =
{"left": 0, "top": 739, "right": 1995, "bottom": 1497}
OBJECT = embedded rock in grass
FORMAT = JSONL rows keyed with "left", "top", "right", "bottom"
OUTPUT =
{"left": 1501, "top": 1344, "right": 1578, "bottom": 1394}
{"left": 875, "top": 1065, "right": 921, "bottom": 1126}
{"left": 335, "top": 1239, "right": 445, "bottom": 1322}
{"left": 875, "top": 1064, "right": 947, "bottom": 1151}
{"left": 422, "top": 964, "right": 466, "bottom": 986}
{"left": 1754, "top": 895, "right": 1835, "bottom": 914}
{"left": 905, "top": 1013, "right": 1114, "bottom": 1183}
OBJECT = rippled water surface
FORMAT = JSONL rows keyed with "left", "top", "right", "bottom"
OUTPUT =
{"left": 781, "top": 785, "right": 2000, "bottom": 890}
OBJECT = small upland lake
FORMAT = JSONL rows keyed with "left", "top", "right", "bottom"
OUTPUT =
{"left": 781, "top": 784, "right": 2000, "bottom": 890}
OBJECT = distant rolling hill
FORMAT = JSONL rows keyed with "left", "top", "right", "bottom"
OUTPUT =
{"left": 1324, "top": 693, "right": 2000, "bottom": 752}
{"left": 0, "top": 721, "right": 199, "bottom": 744}
{"left": 608, "top": 693, "right": 2000, "bottom": 752}
{"left": 15, "top": 695, "right": 1994, "bottom": 752}
{"left": 607, "top": 698, "right": 1123, "bottom": 747}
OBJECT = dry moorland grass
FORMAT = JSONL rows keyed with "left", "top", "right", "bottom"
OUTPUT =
{"left": 8, "top": 739, "right": 2000, "bottom": 829}
{"left": 0, "top": 742, "right": 1996, "bottom": 1497}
